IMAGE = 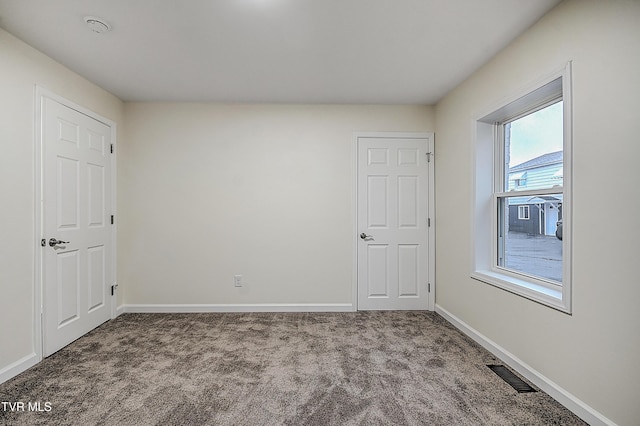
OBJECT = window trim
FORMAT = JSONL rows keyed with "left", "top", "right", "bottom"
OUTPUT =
{"left": 517, "top": 205, "right": 530, "bottom": 220}
{"left": 470, "top": 62, "right": 573, "bottom": 313}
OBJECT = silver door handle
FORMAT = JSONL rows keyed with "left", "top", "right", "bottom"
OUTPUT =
{"left": 49, "top": 238, "right": 69, "bottom": 247}
{"left": 360, "top": 233, "right": 373, "bottom": 240}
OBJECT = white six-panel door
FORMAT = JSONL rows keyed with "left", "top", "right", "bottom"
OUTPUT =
{"left": 42, "top": 97, "right": 112, "bottom": 356}
{"left": 357, "top": 135, "right": 432, "bottom": 310}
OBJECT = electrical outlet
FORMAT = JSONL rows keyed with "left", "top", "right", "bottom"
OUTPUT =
{"left": 234, "top": 275, "right": 242, "bottom": 287}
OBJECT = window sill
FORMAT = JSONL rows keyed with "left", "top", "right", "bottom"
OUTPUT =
{"left": 471, "top": 269, "right": 570, "bottom": 314}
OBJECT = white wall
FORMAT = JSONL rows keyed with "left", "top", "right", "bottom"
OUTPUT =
{"left": 434, "top": 0, "right": 640, "bottom": 424}
{"left": 120, "top": 103, "right": 433, "bottom": 307}
{"left": 0, "top": 28, "right": 124, "bottom": 377}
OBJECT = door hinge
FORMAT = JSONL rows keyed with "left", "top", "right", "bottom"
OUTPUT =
{"left": 428, "top": 282, "right": 431, "bottom": 293}
{"left": 111, "top": 215, "right": 114, "bottom": 225}
{"left": 428, "top": 218, "right": 431, "bottom": 227}
{"left": 110, "top": 144, "right": 114, "bottom": 154}
{"left": 426, "top": 152, "right": 433, "bottom": 163}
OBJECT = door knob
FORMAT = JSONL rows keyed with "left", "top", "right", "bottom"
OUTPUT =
{"left": 49, "top": 238, "right": 69, "bottom": 247}
{"left": 360, "top": 233, "right": 373, "bottom": 240}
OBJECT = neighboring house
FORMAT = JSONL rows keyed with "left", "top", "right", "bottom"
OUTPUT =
{"left": 507, "top": 151, "right": 563, "bottom": 236}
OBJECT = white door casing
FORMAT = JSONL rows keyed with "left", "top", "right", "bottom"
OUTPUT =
{"left": 356, "top": 133, "right": 434, "bottom": 310}
{"left": 39, "top": 93, "right": 115, "bottom": 357}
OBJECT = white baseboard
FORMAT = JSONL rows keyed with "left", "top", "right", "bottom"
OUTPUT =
{"left": 116, "top": 304, "right": 126, "bottom": 317}
{"left": 0, "top": 352, "right": 40, "bottom": 385}
{"left": 123, "top": 303, "right": 355, "bottom": 313}
{"left": 435, "top": 304, "right": 615, "bottom": 426}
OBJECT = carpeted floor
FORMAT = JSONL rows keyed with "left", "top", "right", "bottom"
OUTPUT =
{"left": 0, "top": 311, "right": 586, "bottom": 425}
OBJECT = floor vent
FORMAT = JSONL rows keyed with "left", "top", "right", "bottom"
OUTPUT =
{"left": 487, "top": 365, "right": 537, "bottom": 393}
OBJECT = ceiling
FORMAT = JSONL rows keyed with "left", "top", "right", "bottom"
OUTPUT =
{"left": 0, "top": 0, "right": 560, "bottom": 104}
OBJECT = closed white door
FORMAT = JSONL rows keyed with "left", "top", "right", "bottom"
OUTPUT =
{"left": 545, "top": 204, "right": 558, "bottom": 236}
{"left": 357, "top": 135, "right": 432, "bottom": 310}
{"left": 42, "top": 97, "right": 112, "bottom": 356}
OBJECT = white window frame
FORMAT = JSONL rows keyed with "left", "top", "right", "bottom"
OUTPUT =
{"left": 471, "top": 62, "right": 573, "bottom": 313}
{"left": 517, "top": 205, "right": 530, "bottom": 220}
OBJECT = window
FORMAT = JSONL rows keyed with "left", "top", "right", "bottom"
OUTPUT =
{"left": 498, "top": 101, "right": 564, "bottom": 283}
{"left": 510, "top": 172, "right": 527, "bottom": 188}
{"left": 517, "top": 205, "right": 530, "bottom": 220}
{"left": 472, "top": 63, "right": 572, "bottom": 313}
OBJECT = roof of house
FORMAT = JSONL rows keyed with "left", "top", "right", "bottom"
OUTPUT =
{"left": 510, "top": 151, "right": 562, "bottom": 172}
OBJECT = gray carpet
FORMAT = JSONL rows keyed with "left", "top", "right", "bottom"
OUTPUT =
{"left": 0, "top": 312, "right": 586, "bottom": 425}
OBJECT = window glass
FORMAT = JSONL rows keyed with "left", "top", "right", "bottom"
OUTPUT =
{"left": 497, "top": 101, "right": 563, "bottom": 285}
{"left": 504, "top": 101, "right": 563, "bottom": 192}
{"left": 498, "top": 194, "right": 563, "bottom": 283}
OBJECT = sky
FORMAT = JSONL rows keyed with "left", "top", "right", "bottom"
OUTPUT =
{"left": 508, "top": 101, "right": 563, "bottom": 167}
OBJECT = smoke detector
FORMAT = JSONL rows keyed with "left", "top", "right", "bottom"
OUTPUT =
{"left": 84, "top": 16, "right": 111, "bottom": 34}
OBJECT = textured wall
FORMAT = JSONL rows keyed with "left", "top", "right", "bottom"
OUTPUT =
{"left": 434, "top": 0, "right": 640, "bottom": 424}
{"left": 0, "top": 28, "right": 124, "bottom": 374}
{"left": 120, "top": 103, "right": 433, "bottom": 305}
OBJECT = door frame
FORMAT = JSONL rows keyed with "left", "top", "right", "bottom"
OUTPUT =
{"left": 33, "top": 86, "right": 118, "bottom": 361}
{"left": 352, "top": 132, "right": 435, "bottom": 311}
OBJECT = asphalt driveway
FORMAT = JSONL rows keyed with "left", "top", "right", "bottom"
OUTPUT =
{"left": 504, "top": 231, "right": 562, "bottom": 282}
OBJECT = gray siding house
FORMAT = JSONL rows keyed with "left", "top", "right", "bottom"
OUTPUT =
{"left": 507, "top": 151, "right": 563, "bottom": 236}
